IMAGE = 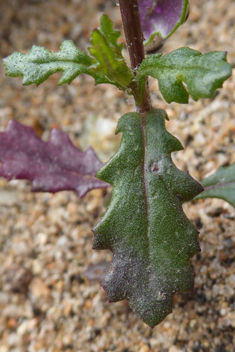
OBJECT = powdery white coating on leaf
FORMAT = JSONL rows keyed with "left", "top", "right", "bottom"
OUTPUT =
{"left": 138, "top": 0, "right": 189, "bottom": 44}
{"left": 93, "top": 109, "right": 203, "bottom": 327}
{"left": 3, "top": 40, "right": 108, "bottom": 86}
{"left": 0, "top": 120, "right": 109, "bottom": 197}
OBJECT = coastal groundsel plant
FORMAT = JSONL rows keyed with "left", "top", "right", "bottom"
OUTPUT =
{"left": 1, "top": 0, "right": 233, "bottom": 327}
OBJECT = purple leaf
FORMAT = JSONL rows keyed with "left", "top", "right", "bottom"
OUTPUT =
{"left": 0, "top": 120, "right": 109, "bottom": 197}
{"left": 138, "top": 0, "right": 189, "bottom": 45}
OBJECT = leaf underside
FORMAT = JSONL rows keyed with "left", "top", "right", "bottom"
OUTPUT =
{"left": 93, "top": 109, "right": 203, "bottom": 327}
{"left": 138, "top": 0, "right": 189, "bottom": 45}
{"left": 3, "top": 40, "right": 108, "bottom": 86}
{"left": 0, "top": 120, "right": 108, "bottom": 197}
{"left": 137, "top": 47, "right": 232, "bottom": 104}
{"left": 194, "top": 163, "right": 235, "bottom": 208}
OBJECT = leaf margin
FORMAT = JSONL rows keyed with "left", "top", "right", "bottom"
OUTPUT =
{"left": 136, "top": 47, "right": 233, "bottom": 104}
{"left": 3, "top": 40, "right": 109, "bottom": 86}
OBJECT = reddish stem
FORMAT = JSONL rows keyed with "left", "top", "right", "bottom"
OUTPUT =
{"left": 119, "top": 0, "right": 152, "bottom": 114}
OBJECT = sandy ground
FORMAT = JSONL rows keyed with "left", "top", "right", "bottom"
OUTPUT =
{"left": 0, "top": 0, "right": 235, "bottom": 351}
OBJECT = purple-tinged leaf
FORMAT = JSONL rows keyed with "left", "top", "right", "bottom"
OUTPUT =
{"left": 138, "top": 0, "right": 189, "bottom": 46}
{"left": 0, "top": 120, "right": 109, "bottom": 197}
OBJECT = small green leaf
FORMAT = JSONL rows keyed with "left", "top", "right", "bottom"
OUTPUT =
{"left": 89, "top": 14, "right": 134, "bottom": 91}
{"left": 194, "top": 163, "right": 235, "bottom": 208}
{"left": 93, "top": 108, "right": 203, "bottom": 327}
{"left": 137, "top": 47, "right": 232, "bottom": 104}
{"left": 3, "top": 40, "right": 107, "bottom": 86}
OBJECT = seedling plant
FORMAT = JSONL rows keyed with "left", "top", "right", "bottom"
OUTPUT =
{"left": 0, "top": 0, "right": 234, "bottom": 327}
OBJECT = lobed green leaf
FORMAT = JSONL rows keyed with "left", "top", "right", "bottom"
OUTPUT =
{"left": 137, "top": 47, "right": 232, "bottom": 104}
{"left": 3, "top": 40, "right": 108, "bottom": 86}
{"left": 194, "top": 163, "right": 235, "bottom": 208}
{"left": 89, "top": 14, "right": 134, "bottom": 91}
{"left": 93, "top": 109, "right": 203, "bottom": 327}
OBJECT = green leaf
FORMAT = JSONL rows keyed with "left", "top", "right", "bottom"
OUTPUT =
{"left": 194, "top": 163, "right": 235, "bottom": 208}
{"left": 137, "top": 47, "right": 232, "bottom": 104}
{"left": 3, "top": 40, "right": 107, "bottom": 86}
{"left": 93, "top": 108, "right": 203, "bottom": 327}
{"left": 89, "top": 14, "right": 134, "bottom": 91}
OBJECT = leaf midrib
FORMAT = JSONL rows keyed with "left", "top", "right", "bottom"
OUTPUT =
{"left": 140, "top": 64, "right": 222, "bottom": 78}
{"left": 202, "top": 180, "right": 235, "bottom": 191}
{"left": 24, "top": 60, "right": 89, "bottom": 66}
{"left": 141, "top": 117, "right": 151, "bottom": 271}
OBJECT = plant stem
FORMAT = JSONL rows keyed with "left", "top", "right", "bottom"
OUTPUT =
{"left": 119, "top": 0, "right": 152, "bottom": 114}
